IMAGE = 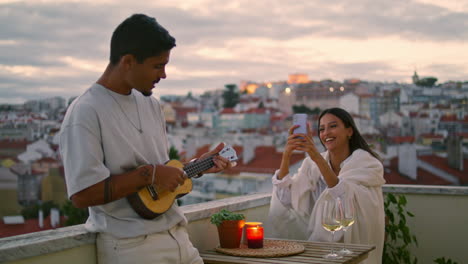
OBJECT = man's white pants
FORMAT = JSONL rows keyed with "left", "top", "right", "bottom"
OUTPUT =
{"left": 97, "top": 224, "right": 203, "bottom": 264}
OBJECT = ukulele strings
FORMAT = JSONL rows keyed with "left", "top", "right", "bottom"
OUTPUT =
{"left": 184, "top": 155, "right": 215, "bottom": 178}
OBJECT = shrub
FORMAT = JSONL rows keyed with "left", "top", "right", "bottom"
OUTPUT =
{"left": 210, "top": 209, "right": 245, "bottom": 226}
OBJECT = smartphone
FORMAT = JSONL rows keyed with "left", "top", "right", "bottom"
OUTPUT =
{"left": 292, "top": 113, "right": 307, "bottom": 135}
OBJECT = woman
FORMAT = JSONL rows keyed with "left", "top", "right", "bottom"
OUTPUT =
{"left": 268, "top": 108, "right": 385, "bottom": 264}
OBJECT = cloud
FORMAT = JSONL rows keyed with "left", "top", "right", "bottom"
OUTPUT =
{"left": 0, "top": 0, "right": 467, "bottom": 103}
{"left": 159, "top": 0, "right": 468, "bottom": 41}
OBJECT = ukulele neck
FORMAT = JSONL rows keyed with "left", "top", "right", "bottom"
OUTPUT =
{"left": 183, "top": 156, "right": 215, "bottom": 178}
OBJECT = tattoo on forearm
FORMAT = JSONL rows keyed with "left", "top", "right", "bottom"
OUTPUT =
{"left": 141, "top": 166, "right": 151, "bottom": 187}
{"left": 104, "top": 176, "right": 112, "bottom": 203}
{"left": 141, "top": 166, "right": 151, "bottom": 178}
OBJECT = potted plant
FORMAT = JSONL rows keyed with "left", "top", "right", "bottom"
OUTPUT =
{"left": 210, "top": 209, "right": 245, "bottom": 248}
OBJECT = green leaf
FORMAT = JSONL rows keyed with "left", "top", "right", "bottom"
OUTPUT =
{"left": 210, "top": 209, "right": 245, "bottom": 226}
{"left": 433, "top": 257, "right": 458, "bottom": 264}
{"left": 383, "top": 194, "right": 418, "bottom": 264}
{"left": 62, "top": 200, "right": 89, "bottom": 226}
{"left": 388, "top": 212, "right": 395, "bottom": 222}
{"left": 388, "top": 193, "right": 397, "bottom": 203}
{"left": 398, "top": 195, "right": 407, "bottom": 205}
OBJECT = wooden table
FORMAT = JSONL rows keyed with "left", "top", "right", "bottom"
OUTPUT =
{"left": 200, "top": 239, "right": 375, "bottom": 264}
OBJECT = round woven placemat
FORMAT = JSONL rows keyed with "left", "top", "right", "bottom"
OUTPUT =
{"left": 215, "top": 240, "right": 305, "bottom": 258}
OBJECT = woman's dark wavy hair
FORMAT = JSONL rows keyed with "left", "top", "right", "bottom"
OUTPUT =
{"left": 110, "top": 14, "right": 176, "bottom": 65}
{"left": 318, "top": 107, "right": 380, "bottom": 160}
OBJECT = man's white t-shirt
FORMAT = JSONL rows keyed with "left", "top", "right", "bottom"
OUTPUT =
{"left": 59, "top": 83, "right": 186, "bottom": 238}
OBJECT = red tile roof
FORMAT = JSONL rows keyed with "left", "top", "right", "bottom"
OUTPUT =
{"left": 384, "top": 157, "right": 453, "bottom": 185}
{"left": 271, "top": 114, "right": 287, "bottom": 122}
{"left": 389, "top": 136, "right": 415, "bottom": 144}
{"left": 220, "top": 108, "right": 236, "bottom": 114}
{"left": 244, "top": 108, "right": 268, "bottom": 114}
{"left": 434, "top": 104, "right": 451, "bottom": 110}
{"left": 420, "top": 133, "right": 444, "bottom": 139}
{"left": 356, "top": 93, "right": 374, "bottom": 98}
{"left": 35, "top": 157, "right": 58, "bottom": 163}
{"left": 440, "top": 115, "right": 457, "bottom": 122}
{"left": 240, "top": 128, "right": 257, "bottom": 133}
{"left": 184, "top": 144, "right": 467, "bottom": 185}
{"left": 0, "top": 155, "right": 19, "bottom": 162}
{"left": 239, "top": 97, "right": 261, "bottom": 103}
{"left": 189, "top": 145, "right": 210, "bottom": 161}
{"left": 223, "top": 146, "right": 305, "bottom": 174}
{"left": 0, "top": 215, "right": 66, "bottom": 238}
{"left": 418, "top": 155, "right": 468, "bottom": 184}
{"left": 0, "top": 139, "right": 29, "bottom": 149}
{"left": 173, "top": 106, "right": 198, "bottom": 117}
{"left": 187, "top": 145, "right": 305, "bottom": 175}
{"left": 31, "top": 169, "right": 46, "bottom": 175}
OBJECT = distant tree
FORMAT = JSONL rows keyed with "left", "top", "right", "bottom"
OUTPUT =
{"left": 213, "top": 99, "right": 220, "bottom": 110}
{"left": 201, "top": 91, "right": 212, "bottom": 98}
{"left": 292, "top": 105, "right": 321, "bottom": 115}
{"left": 68, "top": 96, "right": 77, "bottom": 106}
{"left": 222, "top": 84, "right": 240, "bottom": 108}
{"left": 416, "top": 77, "right": 438, "bottom": 87}
{"left": 0, "top": 105, "right": 12, "bottom": 111}
{"left": 187, "top": 91, "right": 193, "bottom": 98}
{"left": 258, "top": 102, "right": 265, "bottom": 108}
{"left": 310, "top": 107, "right": 321, "bottom": 115}
{"left": 62, "top": 200, "right": 89, "bottom": 226}
{"left": 169, "top": 146, "right": 180, "bottom": 160}
{"left": 21, "top": 201, "right": 60, "bottom": 219}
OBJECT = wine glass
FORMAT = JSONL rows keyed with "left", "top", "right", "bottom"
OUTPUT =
{"left": 321, "top": 198, "right": 343, "bottom": 259}
{"left": 338, "top": 195, "right": 355, "bottom": 255}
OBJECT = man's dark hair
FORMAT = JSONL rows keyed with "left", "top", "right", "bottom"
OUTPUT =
{"left": 318, "top": 107, "right": 380, "bottom": 160}
{"left": 110, "top": 14, "right": 176, "bottom": 65}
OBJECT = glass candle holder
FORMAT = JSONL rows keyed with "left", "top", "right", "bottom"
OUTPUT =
{"left": 245, "top": 222, "right": 264, "bottom": 249}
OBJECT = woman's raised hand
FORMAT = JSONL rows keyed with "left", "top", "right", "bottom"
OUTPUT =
{"left": 284, "top": 124, "right": 305, "bottom": 156}
{"left": 292, "top": 122, "right": 321, "bottom": 161}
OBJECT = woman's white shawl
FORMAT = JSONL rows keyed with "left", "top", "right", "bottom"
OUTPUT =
{"left": 267, "top": 149, "right": 386, "bottom": 264}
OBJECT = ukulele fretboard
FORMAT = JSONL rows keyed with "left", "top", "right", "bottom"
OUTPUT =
{"left": 184, "top": 157, "right": 214, "bottom": 178}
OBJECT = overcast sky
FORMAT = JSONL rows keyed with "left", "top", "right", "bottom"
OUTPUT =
{"left": 1, "top": 0, "right": 467, "bottom": 104}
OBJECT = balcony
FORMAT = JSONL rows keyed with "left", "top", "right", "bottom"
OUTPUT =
{"left": 1, "top": 184, "right": 467, "bottom": 264}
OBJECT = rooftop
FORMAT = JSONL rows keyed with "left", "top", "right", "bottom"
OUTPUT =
{"left": 1, "top": 185, "right": 467, "bottom": 264}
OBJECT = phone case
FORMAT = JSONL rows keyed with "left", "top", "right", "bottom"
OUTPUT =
{"left": 293, "top": 114, "right": 307, "bottom": 134}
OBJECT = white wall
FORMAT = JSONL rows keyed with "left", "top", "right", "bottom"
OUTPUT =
{"left": 398, "top": 144, "right": 417, "bottom": 180}
{"left": 339, "top": 93, "right": 359, "bottom": 115}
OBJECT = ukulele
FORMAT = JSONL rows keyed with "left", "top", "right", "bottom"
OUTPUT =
{"left": 127, "top": 145, "right": 238, "bottom": 219}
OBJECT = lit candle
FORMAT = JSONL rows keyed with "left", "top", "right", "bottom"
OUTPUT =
{"left": 245, "top": 222, "right": 264, "bottom": 249}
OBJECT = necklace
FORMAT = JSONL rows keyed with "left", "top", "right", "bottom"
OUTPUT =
{"left": 105, "top": 89, "right": 143, "bottom": 134}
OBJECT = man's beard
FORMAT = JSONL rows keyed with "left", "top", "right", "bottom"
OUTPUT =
{"left": 141, "top": 90, "right": 153, "bottom": 96}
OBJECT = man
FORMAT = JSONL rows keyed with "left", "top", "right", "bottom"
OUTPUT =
{"left": 59, "top": 14, "right": 232, "bottom": 264}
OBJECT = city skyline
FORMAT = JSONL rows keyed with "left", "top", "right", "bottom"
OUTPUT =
{"left": 1, "top": 0, "right": 468, "bottom": 104}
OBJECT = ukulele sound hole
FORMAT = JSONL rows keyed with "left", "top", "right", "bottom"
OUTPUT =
{"left": 147, "top": 185, "right": 159, "bottom": 200}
